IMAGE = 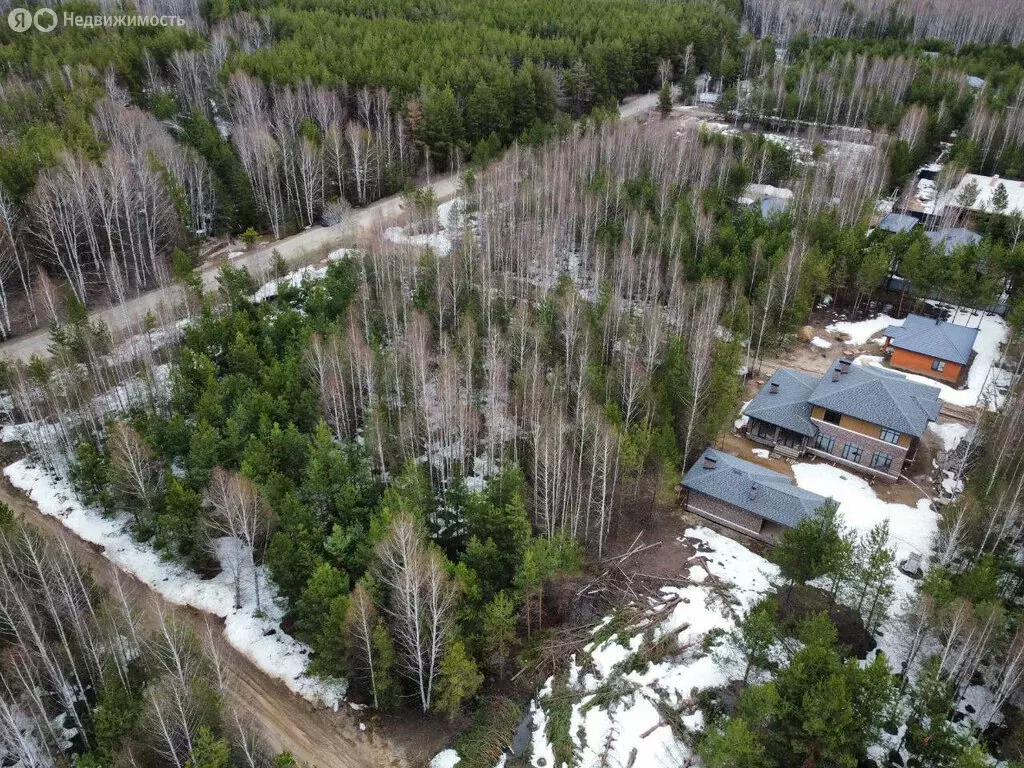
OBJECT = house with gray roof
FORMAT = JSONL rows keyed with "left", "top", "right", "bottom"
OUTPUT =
{"left": 878, "top": 212, "right": 920, "bottom": 234}
{"left": 681, "top": 448, "right": 831, "bottom": 541}
{"left": 740, "top": 358, "right": 941, "bottom": 481}
{"left": 925, "top": 228, "right": 981, "bottom": 255}
{"left": 744, "top": 368, "right": 818, "bottom": 457}
{"left": 882, "top": 313, "right": 979, "bottom": 385}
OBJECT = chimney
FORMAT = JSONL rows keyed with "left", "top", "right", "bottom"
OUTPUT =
{"left": 769, "top": 381, "right": 779, "bottom": 394}
{"left": 749, "top": 484, "right": 758, "bottom": 500}
{"left": 839, "top": 358, "right": 852, "bottom": 373}
{"left": 703, "top": 455, "right": 717, "bottom": 470}
{"left": 832, "top": 367, "right": 841, "bottom": 382}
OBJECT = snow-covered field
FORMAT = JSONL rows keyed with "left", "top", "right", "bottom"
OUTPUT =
{"left": 3, "top": 459, "right": 346, "bottom": 709}
{"left": 528, "top": 528, "right": 778, "bottom": 768}
{"left": 428, "top": 461, "right": 945, "bottom": 768}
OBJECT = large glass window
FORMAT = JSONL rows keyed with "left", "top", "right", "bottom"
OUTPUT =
{"left": 931, "top": 359, "right": 946, "bottom": 372}
{"left": 815, "top": 433, "right": 835, "bottom": 452}
{"left": 871, "top": 452, "right": 893, "bottom": 470}
{"left": 842, "top": 443, "right": 863, "bottom": 463}
{"left": 879, "top": 428, "right": 901, "bottom": 444}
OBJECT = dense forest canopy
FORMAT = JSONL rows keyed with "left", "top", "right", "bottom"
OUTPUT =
{"left": 6, "top": 0, "right": 1024, "bottom": 765}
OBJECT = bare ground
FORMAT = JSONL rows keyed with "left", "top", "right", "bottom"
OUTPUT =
{"left": 0, "top": 465, "right": 453, "bottom": 768}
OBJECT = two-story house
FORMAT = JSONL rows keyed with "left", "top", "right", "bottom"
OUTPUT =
{"left": 744, "top": 358, "right": 942, "bottom": 481}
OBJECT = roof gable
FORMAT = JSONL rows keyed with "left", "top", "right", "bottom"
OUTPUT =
{"left": 879, "top": 212, "right": 919, "bottom": 233}
{"left": 808, "top": 359, "right": 941, "bottom": 436}
{"left": 682, "top": 448, "right": 829, "bottom": 528}
{"left": 883, "top": 314, "right": 979, "bottom": 365}
{"left": 743, "top": 368, "right": 819, "bottom": 437}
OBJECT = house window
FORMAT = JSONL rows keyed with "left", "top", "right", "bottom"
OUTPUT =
{"left": 815, "top": 433, "right": 835, "bottom": 453}
{"left": 823, "top": 409, "right": 842, "bottom": 425}
{"left": 879, "top": 428, "right": 901, "bottom": 444}
{"left": 756, "top": 421, "right": 774, "bottom": 439}
{"left": 931, "top": 359, "right": 946, "bottom": 372}
{"left": 871, "top": 452, "right": 893, "bottom": 471}
{"left": 842, "top": 443, "right": 863, "bottom": 463}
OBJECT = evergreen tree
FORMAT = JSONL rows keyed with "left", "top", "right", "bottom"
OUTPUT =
{"left": 482, "top": 591, "right": 517, "bottom": 678}
{"left": 434, "top": 638, "right": 484, "bottom": 721}
{"left": 732, "top": 596, "right": 778, "bottom": 684}
{"left": 184, "top": 727, "right": 230, "bottom": 768}
{"left": 700, "top": 717, "right": 770, "bottom": 768}
{"left": 371, "top": 620, "right": 399, "bottom": 710}
{"left": 659, "top": 80, "right": 673, "bottom": 117}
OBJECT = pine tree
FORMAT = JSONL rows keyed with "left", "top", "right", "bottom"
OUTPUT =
{"left": 371, "top": 620, "right": 398, "bottom": 710}
{"left": 700, "top": 718, "right": 770, "bottom": 768}
{"left": 732, "top": 597, "right": 778, "bottom": 684}
{"left": 482, "top": 591, "right": 517, "bottom": 678}
{"left": 434, "top": 638, "right": 483, "bottom": 721}
{"left": 658, "top": 80, "right": 673, "bottom": 118}
{"left": 184, "top": 727, "right": 230, "bottom": 768}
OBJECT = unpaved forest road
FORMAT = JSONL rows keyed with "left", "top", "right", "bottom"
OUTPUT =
{"left": 0, "top": 474, "right": 427, "bottom": 768}
{"left": 0, "top": 92, "right": 660, "bottom": 363}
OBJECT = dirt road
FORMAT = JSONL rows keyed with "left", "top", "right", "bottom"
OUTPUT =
{"left": 0, "top": 95, "right": 662, "bottom": 364}
{"left": 0, "top": 472, "right": 443, "bottom": 768}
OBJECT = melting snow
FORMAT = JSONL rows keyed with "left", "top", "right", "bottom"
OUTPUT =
{"left": 526, "top": 527, "right": 777, "bottom": 767}
{"left": 792, "top": 463, "right": 936, "bottom": 661}
{"left": 826, "top": 314, "right": 900, "bottom": 345}
{"left": 3, "top": 460, "right": 347, "bottom": 709}
{"left": 928, "top": 422, "right": 971, "bottom": 452}
{"left": 751, "top": 448, "right": 771, "bottom": 458}
{"left": 810, "top": 335, "right": 833, "bottom": 349}
{"left": 430, "top": 749, "right": 461, "bottom": 768}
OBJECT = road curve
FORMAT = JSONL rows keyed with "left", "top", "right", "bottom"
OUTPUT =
{"left": 0, "top": 471, "right": 434, "bottom": 768}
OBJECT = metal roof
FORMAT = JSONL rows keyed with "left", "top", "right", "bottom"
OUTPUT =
{"left": 883, "top": 314, "right": 979, "bottom": 365}
{"left": 743, "top": 368, "right": 819, "bottom": 437}
{"left": 808, "top": 359, "right": 941, "bottom": 437}
{"left": 925, "top": 228, "right": 981, "bottom": 255}
{"left": 682, "top": 448, "right": 829, "bottom": 528}
{"left": 879, "top": 213, "right": 920, "bottom": 233}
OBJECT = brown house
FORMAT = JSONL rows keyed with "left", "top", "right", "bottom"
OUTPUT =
{"left": 743, "top": 358, "right": 942, "bottom": 481}
{"left": 882, "top": 314, "right": 979, "bottom": 386}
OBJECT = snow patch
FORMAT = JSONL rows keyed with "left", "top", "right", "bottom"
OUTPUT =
{"left": 810, "top": 335, "right": 833, "bottom": 349}
{"left": 792, "top": 462, "right": 936, "bottom": 662}
{"left": 751, "top": 448, "right": 771, "bottom": 458}
{"left": 928, "top": 422, "right": 971, "bottom": 452}
{"left": 826, "top": 314, "right": 900, "bottom": 345}
{"left": 3, "top": 460, "right": 346, "bottom": 709}
{"left": 430, "top": 749, "right": 461, "bottom": 768}
{"left": 524, "top": 526, "right": 778, "bottom": 767}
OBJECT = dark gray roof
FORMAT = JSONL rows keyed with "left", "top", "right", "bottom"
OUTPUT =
{"left": 879, "top": 213, "right": 919, "bottom": 233}
{"left": 682, "top": 448, "right": 829, "bottom": 528}
{"left": 744, "top": 368, "right": 819, "bottom": 437}
{"left": 808, "top": 359, "right": 941, "bottom": 436}
{"left": 925, "top": 228, "right": 981, "bottom": 254}
{"left": 883, "top": 314, "right": 979, "bottom": 365}
{"left": 760, "top": 197, "right": 789, "bottom": 217}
